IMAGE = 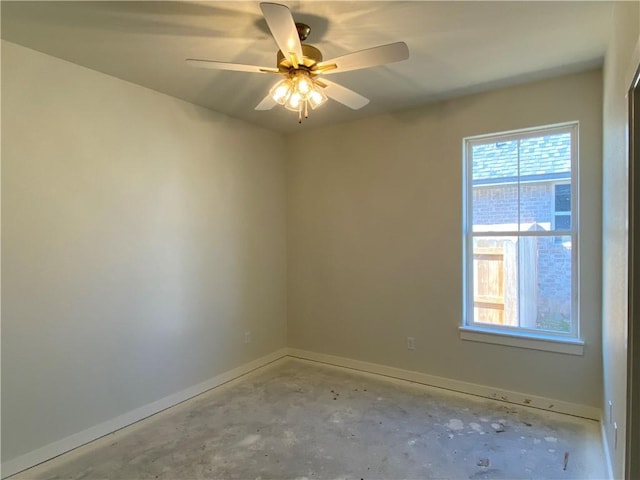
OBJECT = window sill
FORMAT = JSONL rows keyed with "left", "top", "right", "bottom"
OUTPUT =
{"left": 459, "top": 326, "right": 584, "bottom": 355}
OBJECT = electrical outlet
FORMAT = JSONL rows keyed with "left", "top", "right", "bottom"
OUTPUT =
{"left": 245, "top": 331, "right": 252, "bottom": 344}
{"left": 406, "top": 337, "right": 415, "bottom": 350}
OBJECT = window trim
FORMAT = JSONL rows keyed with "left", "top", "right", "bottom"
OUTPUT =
{"left": 462, "top": 122, "right": 581, "bottom": 351}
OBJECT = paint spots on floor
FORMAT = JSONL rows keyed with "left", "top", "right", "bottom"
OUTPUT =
{"left": 491, "top": 423, "right": 505, "bottom": 433}
{"left": 469, "top": 422, "right": 484, "bottom": 434}
{"left": 236, "top": 434, "right": 260, "bottom": 447}
{"left": 447, "top": 419, "right": 464, "bottom": 430}
{"left": 283, "top": 430, "right": 298, "bottom": 447}
{"left": 329, "top": 412, "right": 343, "bottom": 424}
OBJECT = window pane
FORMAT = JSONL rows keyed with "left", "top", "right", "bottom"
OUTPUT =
{"left": 518, "top": 133, "right": 572, "bottom": 232}
{"left": 471, "top": 141, "right": 519, "bottom": 233}
{"left": 472, "top": 234, "right": 572, "bottom": 333}
{"left": 555, "top": 184, "right": 571, "bottom": 212}
{"left": 529, "top": 235, "right": 573, "bottom": 333}
{"left": 472, "top": 236, "right": 518, "bottom": 327}
{"left": 519, "top": 134, "right": 572, "bottom": 178}
{"left": 472, "top": 141, "right": 518, "bottom": 183}
{"left": 519, "top": 182, "right": 553, "bottom": 232}
{"left": 472, "top": 184, "right": 519, "bottom": 232}
{"left": 555, "top": 214, "right": 571, "bottom": 230}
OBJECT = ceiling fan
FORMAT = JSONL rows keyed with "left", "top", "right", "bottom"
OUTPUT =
{"left": 186, "top": 2, "right": 409, "bottom": 123}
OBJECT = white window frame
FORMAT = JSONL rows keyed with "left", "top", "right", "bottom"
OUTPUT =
{"left": 460, "top": 122, "right": 583, "bottom": 355}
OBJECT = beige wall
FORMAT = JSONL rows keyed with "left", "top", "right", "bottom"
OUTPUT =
{"left": 1, "top": 41, "right": 287, "bottom": 463}
{"left": 287, "top": 70, "right": 603, "bottom": 408}
{"left": 602, "top": 2, "right": 640, "bottom": 478}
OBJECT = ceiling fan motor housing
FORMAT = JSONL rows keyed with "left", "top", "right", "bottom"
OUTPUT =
{"left": 277, "top": 44, "right": 323, "bottom": 72}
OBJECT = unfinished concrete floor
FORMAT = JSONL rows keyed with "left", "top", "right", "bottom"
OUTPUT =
{"left": 15, "top": 357, "right": 606, "bottom": 479}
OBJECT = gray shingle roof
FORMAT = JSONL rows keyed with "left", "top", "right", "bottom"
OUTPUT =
{"left": 472, "top": 132, "right": 571, "bottom": 184}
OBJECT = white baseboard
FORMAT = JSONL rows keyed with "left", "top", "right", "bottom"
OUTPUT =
{"left": 600, "top": 418, "right": 615, "bottom": 480}
{"left": 1, "top": 348, "right": 288, "bottom": 479}
{"left": 287, "top": 348, "right": 601, "bottom": 421}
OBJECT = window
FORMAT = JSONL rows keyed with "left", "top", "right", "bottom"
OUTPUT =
{"left": 461, "top": 123, "right": 582, "bottom": 353}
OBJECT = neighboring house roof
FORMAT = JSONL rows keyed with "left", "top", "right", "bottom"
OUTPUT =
{"left": 472, "top": 132, "right": 571, "bottom": 185}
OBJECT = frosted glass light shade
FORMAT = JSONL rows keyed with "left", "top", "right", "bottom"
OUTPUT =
{"left": 270, "top": 79, "right": 292, "bottom": 105}
{"left": 309, "top": 88, "right": 328, "bottom": 109}
{"left": 285, "top": 91, "right": 303, "bottom": 111}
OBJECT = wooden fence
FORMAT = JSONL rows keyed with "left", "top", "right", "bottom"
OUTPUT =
{"left": 473, "top": 239, "right": 537, "bottom": 328}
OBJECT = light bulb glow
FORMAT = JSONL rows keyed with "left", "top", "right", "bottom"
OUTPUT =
{"left": 285, "top": 91, "right": 303, "bottom": 111}
{"left": 308, "top": 87, "right": 328, "bottom": 109}
{"left": 270, "top": 79, "right": 292, "bottom": 105}
{"left": 296, "top": 75, "right": 312, "bottom": 95}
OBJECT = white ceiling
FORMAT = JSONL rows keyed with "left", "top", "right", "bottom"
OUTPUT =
{"left": 1, "top": 1, "right": 614, "bottom": 133}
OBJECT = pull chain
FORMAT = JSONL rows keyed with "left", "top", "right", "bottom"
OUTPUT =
{"left": 297, "top": 101, "right": 310, "bottom": 124}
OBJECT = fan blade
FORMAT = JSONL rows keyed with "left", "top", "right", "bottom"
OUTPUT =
{"left": 317, "top": 42, "right": 409, "bottom": 74}
{"left": 255, "top": 94, "right": 277, "bottom": 110}
{"left": 186, "top": 59, "right": 279, "bottom": 73}
{"left": 321, "top": 79, "right": 369, "bottom": 110}
{"left": 260, "top": 2, "right": 303, "bottom": 66}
